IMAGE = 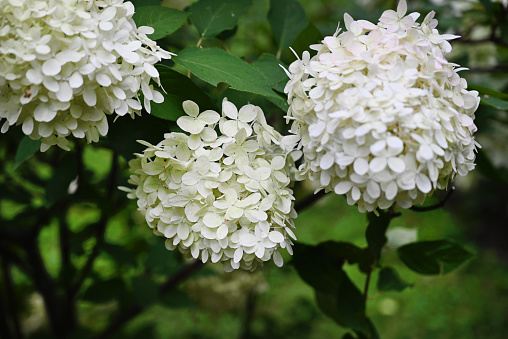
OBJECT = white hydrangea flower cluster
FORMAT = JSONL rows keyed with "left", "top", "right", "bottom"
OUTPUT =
{"left": 122, "top": 100, "right": 298, "bottom": 272}
{"left": 0, "top": 0, "right": 173, "bottom": 151}
{"left": 284, "top": 0, "right": 480, "bottom": 212}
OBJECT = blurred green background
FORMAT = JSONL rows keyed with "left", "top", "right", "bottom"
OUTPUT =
{"left": 1, "top": 0, "right": 508, "bottom": 338}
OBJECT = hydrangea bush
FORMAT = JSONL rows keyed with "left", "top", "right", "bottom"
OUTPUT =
{"left": 2, "top": 0, "right": 503, "bottom": 338}
{"left": 284, "top": 0, "right": 480, "bottom": 212}
{"left": 122, "top": 100, "right": 298, "bottom": 271}
{"left": 0, "top": 0, "right": 172, "bottom": 151}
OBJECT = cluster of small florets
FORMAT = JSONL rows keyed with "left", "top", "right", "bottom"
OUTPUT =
{"left": 123, "top": 100, "right": 297, "bottom": 272}
{"left": 283, "top": 0, "right": 480, "bottom": 212}
{"left": 0, "top": 0, "right": 172, "bottom": 151}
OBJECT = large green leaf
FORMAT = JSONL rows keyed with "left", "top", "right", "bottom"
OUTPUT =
{"left": 268, "top": 0, "right": 308, "bottom": 54}
{"left": 173, "top": 47, "right": 279, "bottom": 99}
{"left": 14, "top": 136, "right": 41, "bottom": 168}
{"left": 377, "top": 267, "right": 412, "bottom": 292}
{"left": 468, "top": 84, "right": 508, "bottom": 100}
{"left": 151, "top": 65, "right": 217, "bottom": 121}
{"left": 292, "top": 242, "right": 378, "bottom": 337}
{"left": 480, "top": 96, "right": 508, "bottom": 110}
{"left": 252, "top": 53, "right": 289, "bottom": 94}
{"left": 475, "top": 148, "right": 507, "bottom": 182}
{"left": 189, "top": 0, "right": 252, "bottom": 39}
{"left": 132, "top": 6, "right": 188, "bottom": 40}
{"left": 398, "top": 240, "right": 474, "bottom": 275}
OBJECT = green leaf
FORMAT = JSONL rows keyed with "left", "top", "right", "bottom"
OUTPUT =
{"left": 14, "top": 136, "right": 41, "bottom": 168}
{"left": 365, "top": 211, "right": 392, "bottom": 260}
{"left": 398, "top": 240, "right": 474, "bottom": 275}
{"left": 284, "top": 23, "right": 322, "bottom": 61}
{"left": 102, "top": 243, "right": 138, "bottom": 267}
{"left": 268, "top": 0, "right": 308, "bottom": 54}
{"left": 45, "top": 153, "right": 78, "bottom": 207}
{"left": 132, "top": 6, "right": 188, "bottom": 40}
{"left": 377, "top": 267, "right": 412, "bottom": 292}
{"left": 82, "top": 278, "right": 125, "bottom": 303}
{"left": 132, "top": 277, "right": 159, "bottom": 308}
{"left": 189, "top": 0, "right": 252, "bottom": 39}
{"left": 475, "top": 148, "right": 507, "bottom": 182}
{"left": 173, "top": 47, "right": 279, "bottom": 99}
{"left": 130, "top": 0, "right": 160, "bottom": 7}
{"left": 292, "top": 242, "right": 377, "bottom": 336}
{"left": 468, "top": 84, "right": 508, "bottom": 100}
{"left": 151, "top": 65, "right": 217, "bottom": 121}
{"left": 145, "top": 240, "right": 182, "bottom": 275}
{"left": 252, "top": 53, "right": 289, "bottom": 94}
{"left": 106, "top": 113, "right": 170, "bottom": 160}
{"left": 480, "top": 96, "right": 508, "bottom": 110}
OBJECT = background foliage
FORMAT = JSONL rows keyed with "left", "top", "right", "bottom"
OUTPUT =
{"left": 1, "top": 0, "right": 508, "bottom": 338}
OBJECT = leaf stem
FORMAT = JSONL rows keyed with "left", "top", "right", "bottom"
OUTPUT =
{"left": 363, "top": 267, "right": 372, "bottom": 301}
{"left": 410, "top": 186, "right": 455, "bottom": 212}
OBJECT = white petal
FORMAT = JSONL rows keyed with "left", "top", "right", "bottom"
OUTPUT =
{"left": 268, "top": 231, "right": 284, "bottom": 243}
{"left": 367, "top": 181, "right": 380, "bottom": 199}
{"left": 182, "top": 100, "right": 199, "bottom": 117}
{"left": 353, "top": 158, "right": 369, "bottom": 175}
{"left": 233, "top": 247, "right": 243, "bottom": 263}
{"left": 56, "top": 82, "right": 73, "bottom": 102}
{"left": 273, "top": 251, "right": 283, "bottom": 267}
{"left": 182, "top": 171, "right": 201, "bottom": 185}
{"left": 26, "top": 69, "right": 43, "bottom": 84}
{"left": 222, "top": 100, "right": 238, "bottom": 119}
{"left": 239, "top": 233, "right": 258, "bottom": 247}
{"left": 42, "top": 59, "right": 61, "bottom": 76}
{"left": 198, "top": 110, "right": 220, "bottom": 125}
{"left": 34, "top": 104, "right": 56, "bottom": 122}
{"left": 388, "top": 157, "right": 406, "bottom": 173}
{"left": 416, "top": 173, "right": 432, "bottom": 193}
{"left": 144, "top": 63, "right": 159, "bottom": 78}
{"left": 177, "top": 116, "right": 204, "bottom": 134}
{"left": 177, "top": 224, "right": 190, "bottom": 240}
{"left": 203, "top": 212, "right": 223, "bottom": 228}
{"left": 369, "top": 157, "right": 387, "bottom": 173}
{"left": 238, "top": 104, "right": 258, "bottom": 122}
{"left": 217, "top": 224, "right": 228, "bottom": 239}
{"left": 320, "top": 152, "right": 335, "bottom": 170}
{"left": 83, "top": 87, "right": 97, "bottom": 106}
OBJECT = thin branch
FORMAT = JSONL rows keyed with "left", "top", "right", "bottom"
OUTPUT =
{"left": 295, "top": 190, "right": 327, "bottom": 213}
{"left": 70, "top": 152, "right": 119, "bottom": 297}
{"left": 95, "top": 260, "right": 204, "bottom": 339}
{"left": 1, "top": 260, "right": 23, "bottom": 339}
{"left": 363, "top": 268, "right": 372, "bottom": 301}
{"left": 238, "top": 291, "right": 257, "bottom": 339}
{"left": 410, "top": 186, "right": 455, "bottom": 212}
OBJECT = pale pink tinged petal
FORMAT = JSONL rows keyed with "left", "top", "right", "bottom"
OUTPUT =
{"left": 26, "top": 69, "right": 43, "bottom": 84}
{"left": 83, "top": 87, "right": 97, "bottom": 106}
{"left": 367, "top": 181, "right": 381, "bottom": 199}
{"left": 416, "top": 173, "right": 432, "bottom": 193}
{"left": 42, "top": 59, "right": 61, "bottom": 76}
{"left": 388, "top": 157, "right": 406, "bottom": 173}
{"left": 320, "top": 152, "right": 335, "bottom": 170}
{"left": 343, "top": 13, "right": 354, "bottom": 31}
{"left": 397, "top": 0, "right": 407, "bottom": 16}
{"left": 177, "top": 116, "right": 204, "bottom": 134}
{"left": 334, "top": 181, "right": 352, "bottom": 194}
{"left": 354, "top": 158, "right": 369, "bottom": 175}
{"left": 273, "top": 251, "right": 283, "bottom": 267}
{"left": 369, "top": 157, "right": 387, "bottom": 173}
{"left": 177, "top": 224, "right": 190, "bottom": 240}
{"left": 198, "top": 110, "right": 221, "bottom": 124}
{"left": 203, "top": 212, "right": 223, "bottom": 228}
{"left": 222, "top": 100, "right": 238, "bottom": 119}
{"left": 238, "top": 104, "right": 258, "bottom": 122}
{"left": 22, "top": 116, "right": 34, "bottom": 135}
{"left": 385, "top": 181, "right": 398, "bottom": 200}
{"left": 239, "top": 233, "right": 257, "bottom": 247}
{"left": 217, "top": 224, "right": 229, "bottom": 239}
{"left": 56, "top": 82, "right": 73, "bottom": 102}
{"left": 233, "top": 247, "right": 243, "bottom": 263}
